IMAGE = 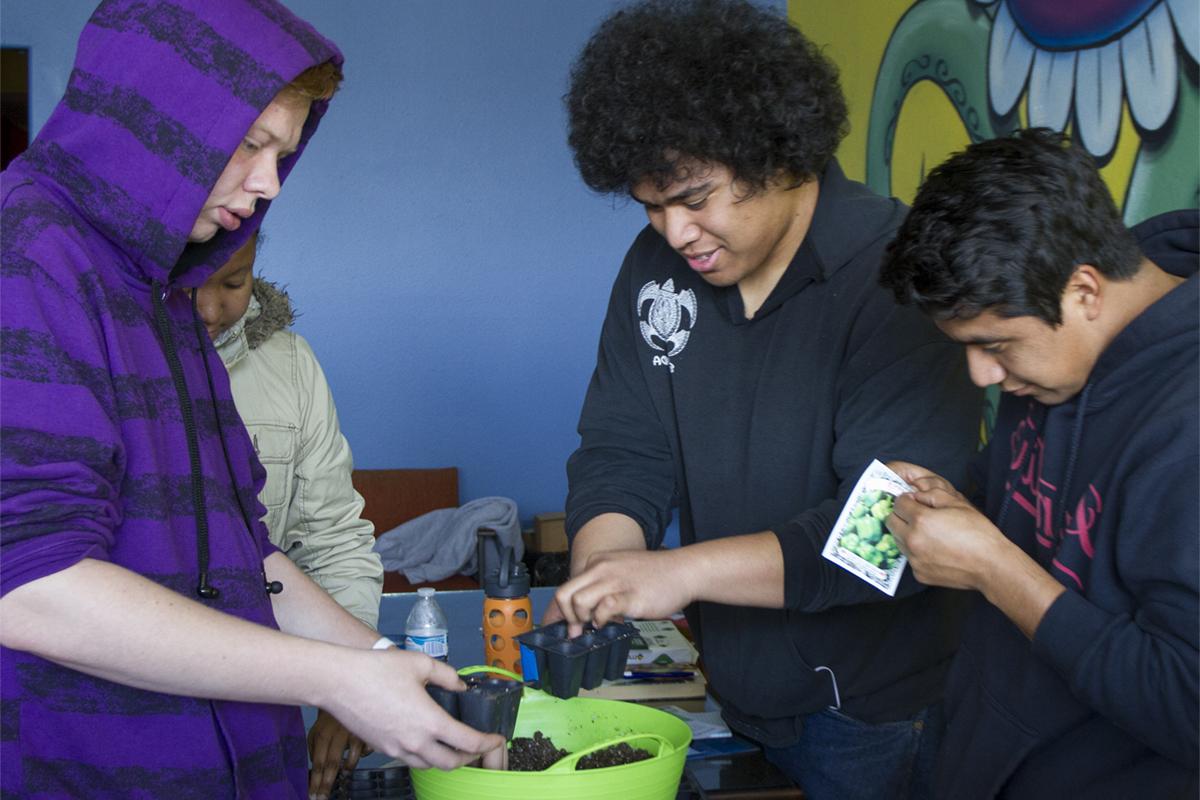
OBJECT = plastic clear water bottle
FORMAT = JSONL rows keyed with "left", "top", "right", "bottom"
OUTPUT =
{"left": 404, "top": 587, "right": 449, "bottom": 661}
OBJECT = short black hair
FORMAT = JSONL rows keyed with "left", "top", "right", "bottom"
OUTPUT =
{"left": 566, "top": 0, "right": 848, "bottom": 195}
{"left": 880, "top": 128, "right": 1143, "bottom": 325}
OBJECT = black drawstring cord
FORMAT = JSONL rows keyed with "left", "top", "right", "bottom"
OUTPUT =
{"left": 188, "top": 292, "right": 282, "bottom": 597}
{"left": 152, "top": 282, "right": 218, "bottom": 600}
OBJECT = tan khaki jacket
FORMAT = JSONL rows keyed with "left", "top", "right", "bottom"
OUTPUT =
{"left": 216, "top": 282, "right": 382, "bottom": 627}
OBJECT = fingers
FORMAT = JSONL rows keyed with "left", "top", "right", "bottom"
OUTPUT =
{"left": 883, "top": 507, "right": 913, "bottom": 556}
{"left": 423, "top": 657, "right": 467, "bottom": 691}
{"left": 343, "top": 735, "right": 366, "bottom": 772}
{"left": 480, "top": 743, "right": 509, "bottom": 771}
{"left": 562, "top": 575, "right": 626, "bottom": 634}
{"left": 554, "top": 574, "right": 601, "bottom": 637}
{"left": 592, "top": 594, "right": 622, "bottom": 629}
{"left": 379, "top": 702, "right": 505, "bottom": 771}
{"left": 307, "top": 710, "right": 350, "bottom": 800}
{"left": 541, "top": 598, "right": 565, "bottom": 626}
{"left": 552, "top": 583, "right": 580, "bottom": 634}
{"left": 891, "top": 492, "right": 926, "bottom": 526}
{"left": 553, "top": 550, "right": 659, "bottom": 635}
{"left": 314, "top": 755, "right": 341, "bottom": 800}
{"left": 887, "top": 494, "right": 931, "bottom": 552}
{"left": 419, "top": 723, "right": 507, "bottom": 770}
{"left": 907, "top": 486, "right": 964, "bottom": 509}
{"left": 885, "top": 460, "right": 936, "bottom": 483}
{"left": 334, "top": 650, "right": 507, "bottom": 776}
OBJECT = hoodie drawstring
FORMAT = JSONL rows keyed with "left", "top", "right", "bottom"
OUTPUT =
{"left": 152, "top": 282, "right": 218, "bottom": 600}
{"left": 188, "top": 293, "right": 282, "bottom": 597}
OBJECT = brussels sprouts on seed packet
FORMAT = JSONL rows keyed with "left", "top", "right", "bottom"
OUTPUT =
{"left": 820, "top": 460, "right": 914, "bottom": 596}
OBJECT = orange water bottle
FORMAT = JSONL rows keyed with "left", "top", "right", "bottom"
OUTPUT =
{"left": 482, "top": 545, "right": 532, "bottom": 674}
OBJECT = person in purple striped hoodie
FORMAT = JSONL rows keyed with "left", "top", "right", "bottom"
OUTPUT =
{"left": 0, "top": 2, "right": 502, "bottom": 797}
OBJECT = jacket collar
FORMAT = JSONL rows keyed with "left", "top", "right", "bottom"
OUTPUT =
{"left": 720, "top": 159, "right": 907, "bottom": 323}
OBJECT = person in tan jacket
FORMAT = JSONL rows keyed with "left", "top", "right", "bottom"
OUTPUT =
{"left": 195, "top": 230, "right": 384, "bottom": 799}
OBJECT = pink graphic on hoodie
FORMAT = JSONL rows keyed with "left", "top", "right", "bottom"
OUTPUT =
{"left": 1005, "top": 404, "right": 1103, "bottom": 591}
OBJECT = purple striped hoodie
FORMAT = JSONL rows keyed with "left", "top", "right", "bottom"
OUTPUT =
{"left": 1, "top": 1, "right": 341, "bottom": 796}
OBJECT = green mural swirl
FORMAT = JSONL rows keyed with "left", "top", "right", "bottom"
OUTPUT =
{"left": 865, "top": 0, "right": 1199, "bottom": 225}
{"left": 865, "top": 0, "right": 1016, "bottom": 198}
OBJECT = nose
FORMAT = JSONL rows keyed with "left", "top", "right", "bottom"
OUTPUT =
{"left": 245, "top": 154, "right": 282, "bottom": 200}
{"left": 965, "top": 347, "right": 1005, "bottom": 388}
{"left": 661, "top": 207, "right": 701, "bottom": 251}
{"left": 193, "top": 286, "right": 221, "bottom": 332}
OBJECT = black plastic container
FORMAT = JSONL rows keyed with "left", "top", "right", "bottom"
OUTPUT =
{"left": 425, "top": 673, "right": 523, "bottom": 739}
{"left": 515, "top": 620, "right": 638, "bottom": 699}
{"left": 330, "top": 766, "right": 410, "bottom": 799}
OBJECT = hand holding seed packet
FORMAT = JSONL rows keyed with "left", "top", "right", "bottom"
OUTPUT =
{"left": 821, "top": 460, "right": 913, "bottom": 595}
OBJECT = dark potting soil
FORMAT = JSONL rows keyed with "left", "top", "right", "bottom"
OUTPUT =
{"left": 508, "top": 732, "right": 568, "bottom": 771}
{"left": 507, "top": 731, "right": 653, "bottom": 772}
{"left": 575, "top": 741, "right": 654, "bottom": 770}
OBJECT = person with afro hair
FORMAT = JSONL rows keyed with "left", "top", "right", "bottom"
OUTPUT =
{"left": 548, "top": 2, "right": 982, "bottom": 797}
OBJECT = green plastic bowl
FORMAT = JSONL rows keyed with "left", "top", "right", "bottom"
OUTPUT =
{"left": 412, "top": 671, "right": 692, "bottom": 800}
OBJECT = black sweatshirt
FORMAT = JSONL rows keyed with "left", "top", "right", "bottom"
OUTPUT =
{"left": 566, "top": 161, "right": 982, "bottom": 744}
{"left": 935, "top": 210, "right": 1200, "bottom": 798}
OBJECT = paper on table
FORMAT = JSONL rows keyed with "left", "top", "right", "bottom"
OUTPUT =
{"left": 657, "top": 706, "right": 731, "bottom": 740}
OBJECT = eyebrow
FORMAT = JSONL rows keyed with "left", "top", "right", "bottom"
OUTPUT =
{"left": 954, "top": 334, "right": 1010, "bottom": 346}
{"left": 632, "top": 181, "right": 715, "bottom": 208}
{"left": 249, "top": 123, "right": 299, "bottom": 158}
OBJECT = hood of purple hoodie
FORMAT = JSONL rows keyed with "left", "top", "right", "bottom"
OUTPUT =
{"left": 7, "top": 0, "right": 341, "bottom": 288}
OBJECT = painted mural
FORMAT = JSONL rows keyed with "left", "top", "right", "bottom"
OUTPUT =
{"left": 792, "top": 0, "right": 1199, "bottom": 224}
{"left": 794, "top": 0, "right": 1198, "bottom": 439}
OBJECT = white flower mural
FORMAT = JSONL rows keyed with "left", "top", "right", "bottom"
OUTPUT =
{"left": 981, "top": 0, "right": 1199, "bottom": 156}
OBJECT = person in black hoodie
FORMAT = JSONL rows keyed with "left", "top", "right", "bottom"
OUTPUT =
{"left": 548, "top": 1, "right": 982, "bottom": 797}
{"left": 880, "top": 128, "right": 1199, "bottom": 798}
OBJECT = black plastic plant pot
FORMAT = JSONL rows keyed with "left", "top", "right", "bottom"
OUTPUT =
{"left": 484, "top": 678, "right": 523, "bottom": 739}
{"left": 516, "top": 620, "right": 643, "bottom": 698}
{"left": 540, "top": 620, "right": 570, "bottom": 639}
{"left": 541, "top": 639, "right": 590, "bottom": 699}
{"left": 332, "top": 767, "right": 407, "bottom": 799}
{"left": 515, "top": 628, "right": 561, "bottom": 684}
{"left": 575, "top": 631, "right": 608, "bottom": 690}
{"left": 457, "top": 677, "right": 524, "bottom": 739}
{"left": 425, "top": 684, "right": 459, "bottom": 717}
{"left": 596, "top": 621, "right": 638, "bottom": 680}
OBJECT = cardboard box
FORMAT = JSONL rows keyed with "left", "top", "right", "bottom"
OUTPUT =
{"left": 532, "top": 512, "right": 568, "bottom": 553}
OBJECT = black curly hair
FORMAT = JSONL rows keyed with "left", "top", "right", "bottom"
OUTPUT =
{"left": 566, "top": 0, "right": 848, "bottom": 196}
{"left": 880, "top": 128, "right": 1143, "bottom": 325}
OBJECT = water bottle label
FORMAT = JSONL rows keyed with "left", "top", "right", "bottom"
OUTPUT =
{"left": 405, "top": 633, "right": 448, "bottom": 661}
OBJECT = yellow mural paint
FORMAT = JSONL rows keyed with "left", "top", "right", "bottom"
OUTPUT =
{"left": 789, "top": 0, "right": 1197, "bottom": 219}
{"left": 789, "top": 0, "right": 912, "bottom": 184}
{"left": 1095, "top": 103, "right": 1143, "bottom": 210}
{"left": 890, "top": 80, "right": 974, "bottom": 203}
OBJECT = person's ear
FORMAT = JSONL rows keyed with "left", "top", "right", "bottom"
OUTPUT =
{"left": 1065, "top": 264, "right": 1104, "bottom": 322}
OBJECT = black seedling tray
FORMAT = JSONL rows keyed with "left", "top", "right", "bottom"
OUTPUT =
{"left": 515, "top": 620, "right": 639, "bottom": 699}
{"left": 426, "top": 673, "right": 523, "bottom": 739}
{"left": 329, "top": 766, "right": 411, "bottom": 799}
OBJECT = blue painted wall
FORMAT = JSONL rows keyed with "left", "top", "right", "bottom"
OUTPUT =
{"left": 1, "top": 1, "right": 783, "bottom": 533}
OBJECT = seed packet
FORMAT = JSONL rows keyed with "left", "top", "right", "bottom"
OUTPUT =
{"left": 821, "top": 460, "right": 913, "bottom": 596}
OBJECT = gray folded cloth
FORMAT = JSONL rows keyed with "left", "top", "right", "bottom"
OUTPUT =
{"left": 371, "top": 496, "right": 523, "bottom": 583}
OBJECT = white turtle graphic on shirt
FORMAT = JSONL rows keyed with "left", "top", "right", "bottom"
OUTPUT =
{"left": 638, "top": 279, "right": 697, "bottom": 371}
